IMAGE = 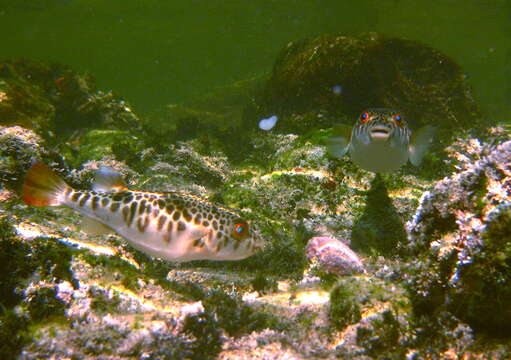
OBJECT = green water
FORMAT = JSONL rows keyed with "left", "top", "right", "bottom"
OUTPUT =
{"left": 1, "top": 0, "right": 510, "bottom": 122}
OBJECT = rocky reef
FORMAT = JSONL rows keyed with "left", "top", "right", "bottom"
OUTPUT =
{"left": 0, "top": 43, "right": 510, "bottom": 359}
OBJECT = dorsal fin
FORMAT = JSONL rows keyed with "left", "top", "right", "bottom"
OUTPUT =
{"left": 93, "top": 167, "right": 128, "bottom": 192}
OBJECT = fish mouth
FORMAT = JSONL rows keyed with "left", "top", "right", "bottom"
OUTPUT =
{"left": 369, "top": 126, "right": 391, "bottom": 140}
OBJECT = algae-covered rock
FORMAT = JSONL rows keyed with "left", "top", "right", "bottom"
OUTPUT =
{"left": 405, "top": 138, "right": 511, "bottom": 334}
{"left": 250, "top": 33, "right": 484, "bottom": 139}
{"left": 0, "top": 59, "right": 141, "bottom": 139}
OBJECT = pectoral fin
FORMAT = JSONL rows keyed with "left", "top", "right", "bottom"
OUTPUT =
{"left": 325, "top": 125, "right": 352, "bottom": 159}
{"left": 409, "top": 125, "right": 436, "bottom": 166}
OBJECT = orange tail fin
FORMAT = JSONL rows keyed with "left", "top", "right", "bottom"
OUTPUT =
{"left": 22, "top": 161, "right": 70, "bottom": 206}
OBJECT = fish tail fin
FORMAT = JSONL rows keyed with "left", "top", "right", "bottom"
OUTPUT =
{"left": 22, "top": 161, "right": 71, "bottom": 206}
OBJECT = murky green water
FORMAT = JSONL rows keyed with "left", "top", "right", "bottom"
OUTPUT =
{"left": 1, "top": 0, "right": 510, "bottom": 121}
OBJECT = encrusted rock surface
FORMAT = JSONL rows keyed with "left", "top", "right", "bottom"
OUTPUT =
{"left": 405, "top": 139, "right": 511, "bottom": 334}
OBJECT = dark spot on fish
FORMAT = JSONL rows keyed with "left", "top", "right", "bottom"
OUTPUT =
{"left": 173, "top": 211, "right": 181, "bottom": 221}
{"left": 177, "top": 221, "right": 186, "bottom": 231}
{"left": 163, "top": 233, "right": 171, "bottom": 244}
{"left": 158, "top": 199, "right": 165, "bottom": 209}
{"left": 220, "top": 225, "right": 224, "bottom": 231}
{"left": 194, "top": 214, "right": 202, "bottom": 225}
{"left": 138, "top": 200, "right": 146, "bottom": 215}
{"left": 71, "top": 192, "right": 81, "bottom": 202}
{"left": 128, "top": 202, "right": 137, "bottom": 226}
{"left": 157, "top": 215, "right": 167, "bottom": 231}
{"left": 101, "top": 198, "right": 109, "bottom": 207}
{"left": 220, "top": 219, "right": 225, "bottom": 225}
{"left": 79, "top": 193, "right": 90, "bottom": 207}
{"left": 167, "top": 221, "right": 173, "bottom": 233}
{"left": 190, "top": 207, "right": 197, "bottom": 214}
{"left": 166, "top": 204, "right": 175, "bottom": 214}
{"left": 217, "top": 232, "right": 222, "bottom": 239}
{"left": 122, "top": 206, "right": 129, "bottom": 222}
{"left": 207, "top": 214, "right": 213, "bottom": 220}
{"left": 137, "top": 216, "right": 148, "bottom": 233}
{"left": 183, "top": 210, "right": 192, "bottom": 222}
{"left": 91, "top": 196, "right": 99, "bottom": 210}
{"left": 203, "top": 220, "right": 209, "bottom": 227}
{"left": 135, "top": 195, "right": 142, "bottom": 201}
{"left": 112, "top": 192, "right": 127, "bottom": 201}
{"left": 212, "top": 220, "right": 218, "bottom": 230}
{"left": 110, "top": 202, "right": 120, "bottom": 212}
{"left": 193, "top": 238, "right": 201, "bottom": 247}
{"left": 122, "top": 195, "right": 133, "bottom": 204}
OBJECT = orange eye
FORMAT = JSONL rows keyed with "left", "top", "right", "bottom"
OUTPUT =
{"left": 233, "top": 223, "right": 248, "bottom": 238}
{"left": 360, "top": 111, "right": 370, "bottom": 123}
{"left": 394, "top": 114, "right": 403, "bottom": 126}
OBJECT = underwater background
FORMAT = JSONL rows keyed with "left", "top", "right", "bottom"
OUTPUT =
{"left": 1, "top": 1, "right": 511, "bottom": 359}
{"left": 1, "top": 0, "right": 510, "bottom": 120}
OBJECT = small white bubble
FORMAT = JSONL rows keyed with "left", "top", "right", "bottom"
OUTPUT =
{"left": 258, "top": 115, "right": 278, "bottom": 131}
{"left": 332, "top": 85, "right": 342, "bottom": 95}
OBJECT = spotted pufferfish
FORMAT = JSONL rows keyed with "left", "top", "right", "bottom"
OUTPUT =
{"left": 22, "top": 161, "right": 263, "bottom": 261}
{"left": 326, "top": 108, "right": 436, "bottom": 173}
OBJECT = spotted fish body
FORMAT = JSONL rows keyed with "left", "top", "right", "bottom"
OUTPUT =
{"left": 22, "top": 162, "right": 262, "bottom": 261}
{"left": 326, "top": 108, "right": 435, "bottom": 173}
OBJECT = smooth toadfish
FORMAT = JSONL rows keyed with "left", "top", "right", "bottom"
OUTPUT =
{"left": 325, "top": 108, "right": 436, "bottom": 173}
{"left": 22, "top": 161, "right": 263, "bottom": 261}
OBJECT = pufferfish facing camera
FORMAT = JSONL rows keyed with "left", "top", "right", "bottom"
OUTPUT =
{"left": 22, "top": 161, "right": 263, "bottom": 262}
{"left": 325, "top": 108, "right": 436, "bottom": 173}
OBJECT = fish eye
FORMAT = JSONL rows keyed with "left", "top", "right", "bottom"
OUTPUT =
{"left": 359, "top": 112, "right": 370, "bottom": 123}
{"left": 233, "top": 222, "right": 248, "bottom": 239}
{"left": 394, "top": 114, "right": 403, "bottom": 126}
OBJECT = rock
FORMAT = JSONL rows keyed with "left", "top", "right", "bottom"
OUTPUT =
{"left": 0, "top": 125, "right": 65, "bottom": 190}
{"left": 404, "top": 138, "right": 511, "bottom": 334}
{"left": 0, "top": 59, "right": 141, "bottom": 139}
{"left": 306, "top": 236, "right": 365, "bottom": 276}
{"left": 250, "top": 33, "right": 484, "bottom": 141}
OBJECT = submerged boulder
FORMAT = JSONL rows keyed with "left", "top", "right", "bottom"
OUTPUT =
{"left": 250, "top": 33, "right": 484, "bottom": 139}
{"left": 0, "top": 59, "right": 141, "bottom": 139}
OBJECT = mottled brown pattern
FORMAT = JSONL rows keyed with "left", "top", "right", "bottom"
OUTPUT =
{"left": 137, "top": 216, "right": 149, "bottom": 233}
{"left": 79, "top": 193, "right": 90, "bottom": 207}
{"left": 91, "top": 196, "right": 99, "bottom": 210}
{"left": 71, "top": 192, "right": 81, "bottom": 202}
{"left": 177, "top": 221, "right": 186, "bottom": 231}
{"left": 122, "top": 206, "right": 129, "bottom": 222}
{"left": 157, "top": 215, "right": 167, "bottom": 231}
{"left": 127, "top": 202, "right": 137, "bottom": 226}
{"left": 138, "top": 200, "right": 146, "bottom": 215}
{"left": 110, "top": 202, "right": 120, "bottom": 212}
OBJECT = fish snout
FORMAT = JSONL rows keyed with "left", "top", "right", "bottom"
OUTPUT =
{"left": 369, "top": 124, "right": 393, "bottom": 140}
